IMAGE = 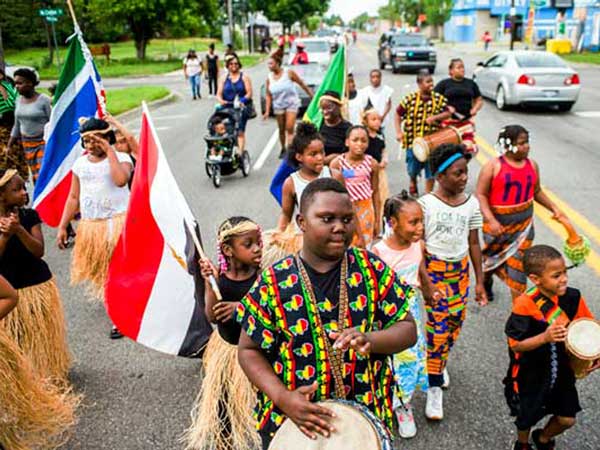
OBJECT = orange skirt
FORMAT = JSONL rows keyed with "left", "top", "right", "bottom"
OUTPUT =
{"left": 352, "top": 198, "right": 375, "bottom": 249}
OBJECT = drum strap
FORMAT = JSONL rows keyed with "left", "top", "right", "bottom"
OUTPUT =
{"left": 296, "top": 254, "right": 349, "bottom": 399}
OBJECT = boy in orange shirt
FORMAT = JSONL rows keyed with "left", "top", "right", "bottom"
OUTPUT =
{"left": 504, "top": 245, "right": 599, "bottom": 450}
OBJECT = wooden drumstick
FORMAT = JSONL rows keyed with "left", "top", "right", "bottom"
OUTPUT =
{"left": 184, "top": 219, "right": 223, "bottom": 301}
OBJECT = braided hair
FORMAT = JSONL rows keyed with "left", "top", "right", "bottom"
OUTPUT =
{"left": 383, "top": 190, "right": 419, "bottom": 226}
{"left": 216, "top": 216, "right": 262, "bottom": 273}
{"left": 496, "top": 125, "right": 528, "bottom": 154}
{"left": 287, "top": 122, "right": 323, "bottom": 168}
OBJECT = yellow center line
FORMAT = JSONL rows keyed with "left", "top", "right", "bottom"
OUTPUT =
{"left": 474, "top": 139, "right": 600, "bottom": 277}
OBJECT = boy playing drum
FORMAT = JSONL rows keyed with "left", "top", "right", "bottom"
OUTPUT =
{"left": 504, "top": 245, "right": 600, "bottom": 450}
{"left": 237, "top": 178, "right": 417, "bottom": 449}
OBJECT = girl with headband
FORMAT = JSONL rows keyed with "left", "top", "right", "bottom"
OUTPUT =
{"left": 0, "top": 169, "right": 72, "bottom": 383}
{"left": 56, "top": 117, "right": 133, "bottom": 339}
{"left": 418, "top": 143, "right": 487, "bottom": 421}
{"left": 185, "top": 216, "right": 262, "bottom": 450}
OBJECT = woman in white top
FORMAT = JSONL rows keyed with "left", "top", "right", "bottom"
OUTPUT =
{"left": 183, "top": 49, "right": 202, "bottom": 100}
{"left": 263, "top": 52, "right": 313, "bottom": 158}
{"left": 57, "top": 118, "right": 132, "bottom": 304}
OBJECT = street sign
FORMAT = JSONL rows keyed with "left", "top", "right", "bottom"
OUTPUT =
{"left": 39, "top": 8, "right": 64, "bottom": 18}
{"left": 45, "top": 17, "right": 59, "bottom": 23}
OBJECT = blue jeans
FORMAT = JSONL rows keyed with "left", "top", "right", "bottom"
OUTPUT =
{"left": 406, "top": 147, "right": 433, "bottom": 180}
{"left": 189, "top": 73, "right": 201, "bottom": 98}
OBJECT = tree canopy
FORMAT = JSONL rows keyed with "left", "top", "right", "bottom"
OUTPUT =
{"left": 250, "top": 0, "right": 330, "bottom": 30}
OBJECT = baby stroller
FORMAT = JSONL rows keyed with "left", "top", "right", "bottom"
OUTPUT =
{"left": 204, "top": 107, "right": 251, "bottom": 188}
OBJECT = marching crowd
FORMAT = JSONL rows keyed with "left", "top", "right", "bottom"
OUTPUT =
{"left": 0, "top": 44, "right": 598, "bottom": 450}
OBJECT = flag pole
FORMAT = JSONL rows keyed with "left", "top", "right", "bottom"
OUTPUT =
{"left": 65, "top": 0, "right": 79, "bottom": 28}
{"left": 141, "top": 102, "right": 223, "bottom": 301}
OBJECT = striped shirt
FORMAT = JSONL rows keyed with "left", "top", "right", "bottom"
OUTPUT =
{"left": 340, "top": 154, "right": 374, "bottom": 202}
{"left": 0, "top": 80, "right": 17, "bottom": 115}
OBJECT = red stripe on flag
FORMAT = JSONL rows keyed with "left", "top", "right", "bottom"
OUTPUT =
{"left": 35, "top": 173, "right": 73, "bottom": 227}
{"left": 105, "top": 113, "right": 164, "bottom": 340}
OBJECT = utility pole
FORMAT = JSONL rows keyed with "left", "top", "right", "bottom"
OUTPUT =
{"left": 227, "top": 0, "right": 234, "bottom": 48}
{"left": 0, "top": 24, "right": 5, "bottom": 73}
{"left": 509, "top": 0, "right": 516, "bottom": 50}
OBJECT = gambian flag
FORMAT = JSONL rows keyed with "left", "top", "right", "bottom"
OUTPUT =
{"left": 269, "top": 44, "right": 347, "bottom": 205}
{"left": 105, "top": 103, "right": 212, "bottom": 357}
{"left": 33, "top": 27, "right": 106, "bottom": 226}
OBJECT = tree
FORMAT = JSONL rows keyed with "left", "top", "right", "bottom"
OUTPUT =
{"left": 423, "top": 0, "right": 453, "bottom": 30}
{"left": 306, "top": 16, "right": 322, "bottom": 33}
{"left": 378, "top": 0, "right": 422, "bottom": 27}
{"left": 323, "top": 14, "right": 344, "bottom": 27}
{"left": 350, "top": 12, "right": 371, "bottom": 31}
{"left": 250, "top": 0, "right": 329, "bottom": 31}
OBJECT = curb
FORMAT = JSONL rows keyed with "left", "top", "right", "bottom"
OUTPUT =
{"left": 116, "top": 90, "right": 181, "bottom": 122}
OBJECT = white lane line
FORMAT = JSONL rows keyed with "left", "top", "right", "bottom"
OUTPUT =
{"left": 253, "top": 129, "right": 279, "bottom": 171}
{"left": 574, "top": 111, "right": 600, "bottom": 118}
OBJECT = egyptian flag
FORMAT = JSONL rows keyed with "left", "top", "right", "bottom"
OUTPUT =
{"left": 105, "top": 103, "right": 212, "bottom": 357}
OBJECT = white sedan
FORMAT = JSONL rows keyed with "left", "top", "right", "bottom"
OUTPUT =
{"left": 288, "top": 38, "right": 332, "bottom": 66}
{"left": 473, "top": 51, "right": 580, "bottom": 112}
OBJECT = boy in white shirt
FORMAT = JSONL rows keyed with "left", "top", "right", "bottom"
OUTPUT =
{"left": 360, "top": 69, "right": 394, "bottom": 133}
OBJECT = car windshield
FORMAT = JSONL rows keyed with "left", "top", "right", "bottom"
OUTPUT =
{"left": 515, "top": 53, "right": 567, "bottom": 68}
{"left": 284, "top": 63, "right": 324, "bottom": 80}
{"left": 315, "top": 29, "right": 335, "bottom": 37}
{"left": 391, "top": 35, "right": 428, "bottom": 47}
{"left": 299, "top": 41, "right": 330, "bottom": 53}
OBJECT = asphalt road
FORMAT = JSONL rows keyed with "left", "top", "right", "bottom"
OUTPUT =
{"left": 46, "top": 35, "right": 600, "bottom": 449}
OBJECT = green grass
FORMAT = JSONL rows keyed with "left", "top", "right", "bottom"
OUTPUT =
{"left": 562, "top": 52, "right": 600, "bottom": 65}
{"left": 104, "top": 86, "right": 171, "bottom": 115}
{"left": 6, "top": 37, "right": 265, "bottom": 80}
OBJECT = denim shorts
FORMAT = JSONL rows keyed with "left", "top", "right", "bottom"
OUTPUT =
{"left": 406, "top": 147, "right": 432, "bottom": 179}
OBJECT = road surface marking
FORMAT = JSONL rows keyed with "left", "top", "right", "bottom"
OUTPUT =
{"left": 574, "top": 111, "right": 600, "bottom": 118}
{"left": 253, "top": 129, "right": 279, "bottom": 171}
{"left": 153, "top": 114, "right": 190, "bottom": 120}
{"left": 477, "top": 137, "right": 600, "bottom": 247}
{"left": 474, "top": 138, "right": 600, "bottom": 277}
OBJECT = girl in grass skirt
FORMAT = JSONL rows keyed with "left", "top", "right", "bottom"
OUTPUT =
{"left": 185, "top": 217, "right": 263, "bottom": 450}
{"left": 0, "top": 274, "right": 78, "bottom": 450}
{"left": 0, "top": 169, "right": 71, "bottom": 383}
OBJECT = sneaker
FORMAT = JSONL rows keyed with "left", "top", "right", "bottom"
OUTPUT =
{"left": 513, "top": 441, "right": 533, "bottom": 450}
{"left": 442, "top": 368, "right": 450, "bottom": 389}
{"left": 396, "top": 403, "right": 417, "bottom": 438}
{"left": 110, "top": 326, "right": 124, "bottom": 340}
{"left": 425, "top": 387, "right": 443, "bottom": 420}
{"left": 532, "top": 429, "right": 555, "bottom": 450}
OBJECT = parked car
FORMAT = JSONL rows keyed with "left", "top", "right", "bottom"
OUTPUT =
{"left": 4, "top": 62, "right": 40, "bottom": 82}
{"left": 473, "top": 51, "right": 580, "bottom": 111}
{"left": 378, "top": 33, "right": 436, "bottom": 74}
{"left": 288, "top": 38, "right": 332, "bottom": 66}
{"left": 260, "top": 63, "right": 325, "bottom": 117}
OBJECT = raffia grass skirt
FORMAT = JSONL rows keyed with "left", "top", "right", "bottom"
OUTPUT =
{"left": 70, "top": 213, "right": 125, "bottom": 299}
{"left": 262, "top": 224, "right": 303, "bottom": 269}
{"left": 184, "top": 332, "right": 260, "bottom": 450}
{"left": 1, "top": 278, "right": 71, "bottom": 383}
{"left": 0, "top": 327, "right": 79, "bottom": 450}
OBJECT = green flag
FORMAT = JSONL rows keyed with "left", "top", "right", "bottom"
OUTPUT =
{"left": 303, "top": 45, "right": 346, "bottom": 128}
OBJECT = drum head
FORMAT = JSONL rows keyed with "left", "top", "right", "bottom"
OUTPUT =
{"left": 413, "top": 138, "right": 429, "bottom": 162}
{"left": 567, "top": 318, "right": 600, "bottom": 359}
{"left": 269, "top": 402, "right": 382, "bottom": 450}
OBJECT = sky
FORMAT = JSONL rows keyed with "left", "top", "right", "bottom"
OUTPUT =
{"left": 326, "top": 0, "right": 388, "bottom": 23}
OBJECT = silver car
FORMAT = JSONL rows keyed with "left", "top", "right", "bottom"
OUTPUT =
{"left": 473, "top": 51, "right": 580, "bottom": 112}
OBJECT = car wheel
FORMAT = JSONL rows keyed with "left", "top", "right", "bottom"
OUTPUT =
{"left": 392, "top": 66, "right": 400, "bottom": 74}
{"left": 557, "top": 102, "right": 574, "bottom": 112}
{"left": 211, "top": 164, "right": 221, "bottom": 188}
{"left": 379, "top": 60, "right": 385, "bottom": 70}
{"left": 496, "top": 85, "right": 508, "bottom": 111}
{"left": 428, "top": 66, "right": 436, "bottom": 74}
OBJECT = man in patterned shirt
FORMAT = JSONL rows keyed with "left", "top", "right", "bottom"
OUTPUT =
{"left": 237, "top": 178, "right": 417, "bottom": 449}
{"left": 394, "top": 70, "right": 452, "bottom": 196}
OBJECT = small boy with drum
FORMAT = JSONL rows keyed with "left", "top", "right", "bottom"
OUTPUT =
{"left": 236, "top": 178, "right": 417, "bottom": 449}
{"left": 504, "top": 245, "right": 600, "bottom": 450}
{"left": 394, "top": 70, "right": 452, "bottom": 196}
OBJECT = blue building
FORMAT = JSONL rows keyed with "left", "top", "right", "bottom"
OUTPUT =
{"left": 444, "top": 0, "right": 600, "bottom": 50}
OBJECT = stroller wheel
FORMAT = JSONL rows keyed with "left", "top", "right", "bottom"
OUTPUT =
{"left": 212, "top": 164, "right": 222, "bottom": 188}
{"left": 205, "top": 162, "right": 213, "bottom": 178}
{"left": 241, "top": 150, "right": 251, "bottom": 177}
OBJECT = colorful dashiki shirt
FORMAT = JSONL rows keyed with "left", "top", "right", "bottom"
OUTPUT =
{"left": 236, "top": 247, "right": 414, "bottom": 436}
